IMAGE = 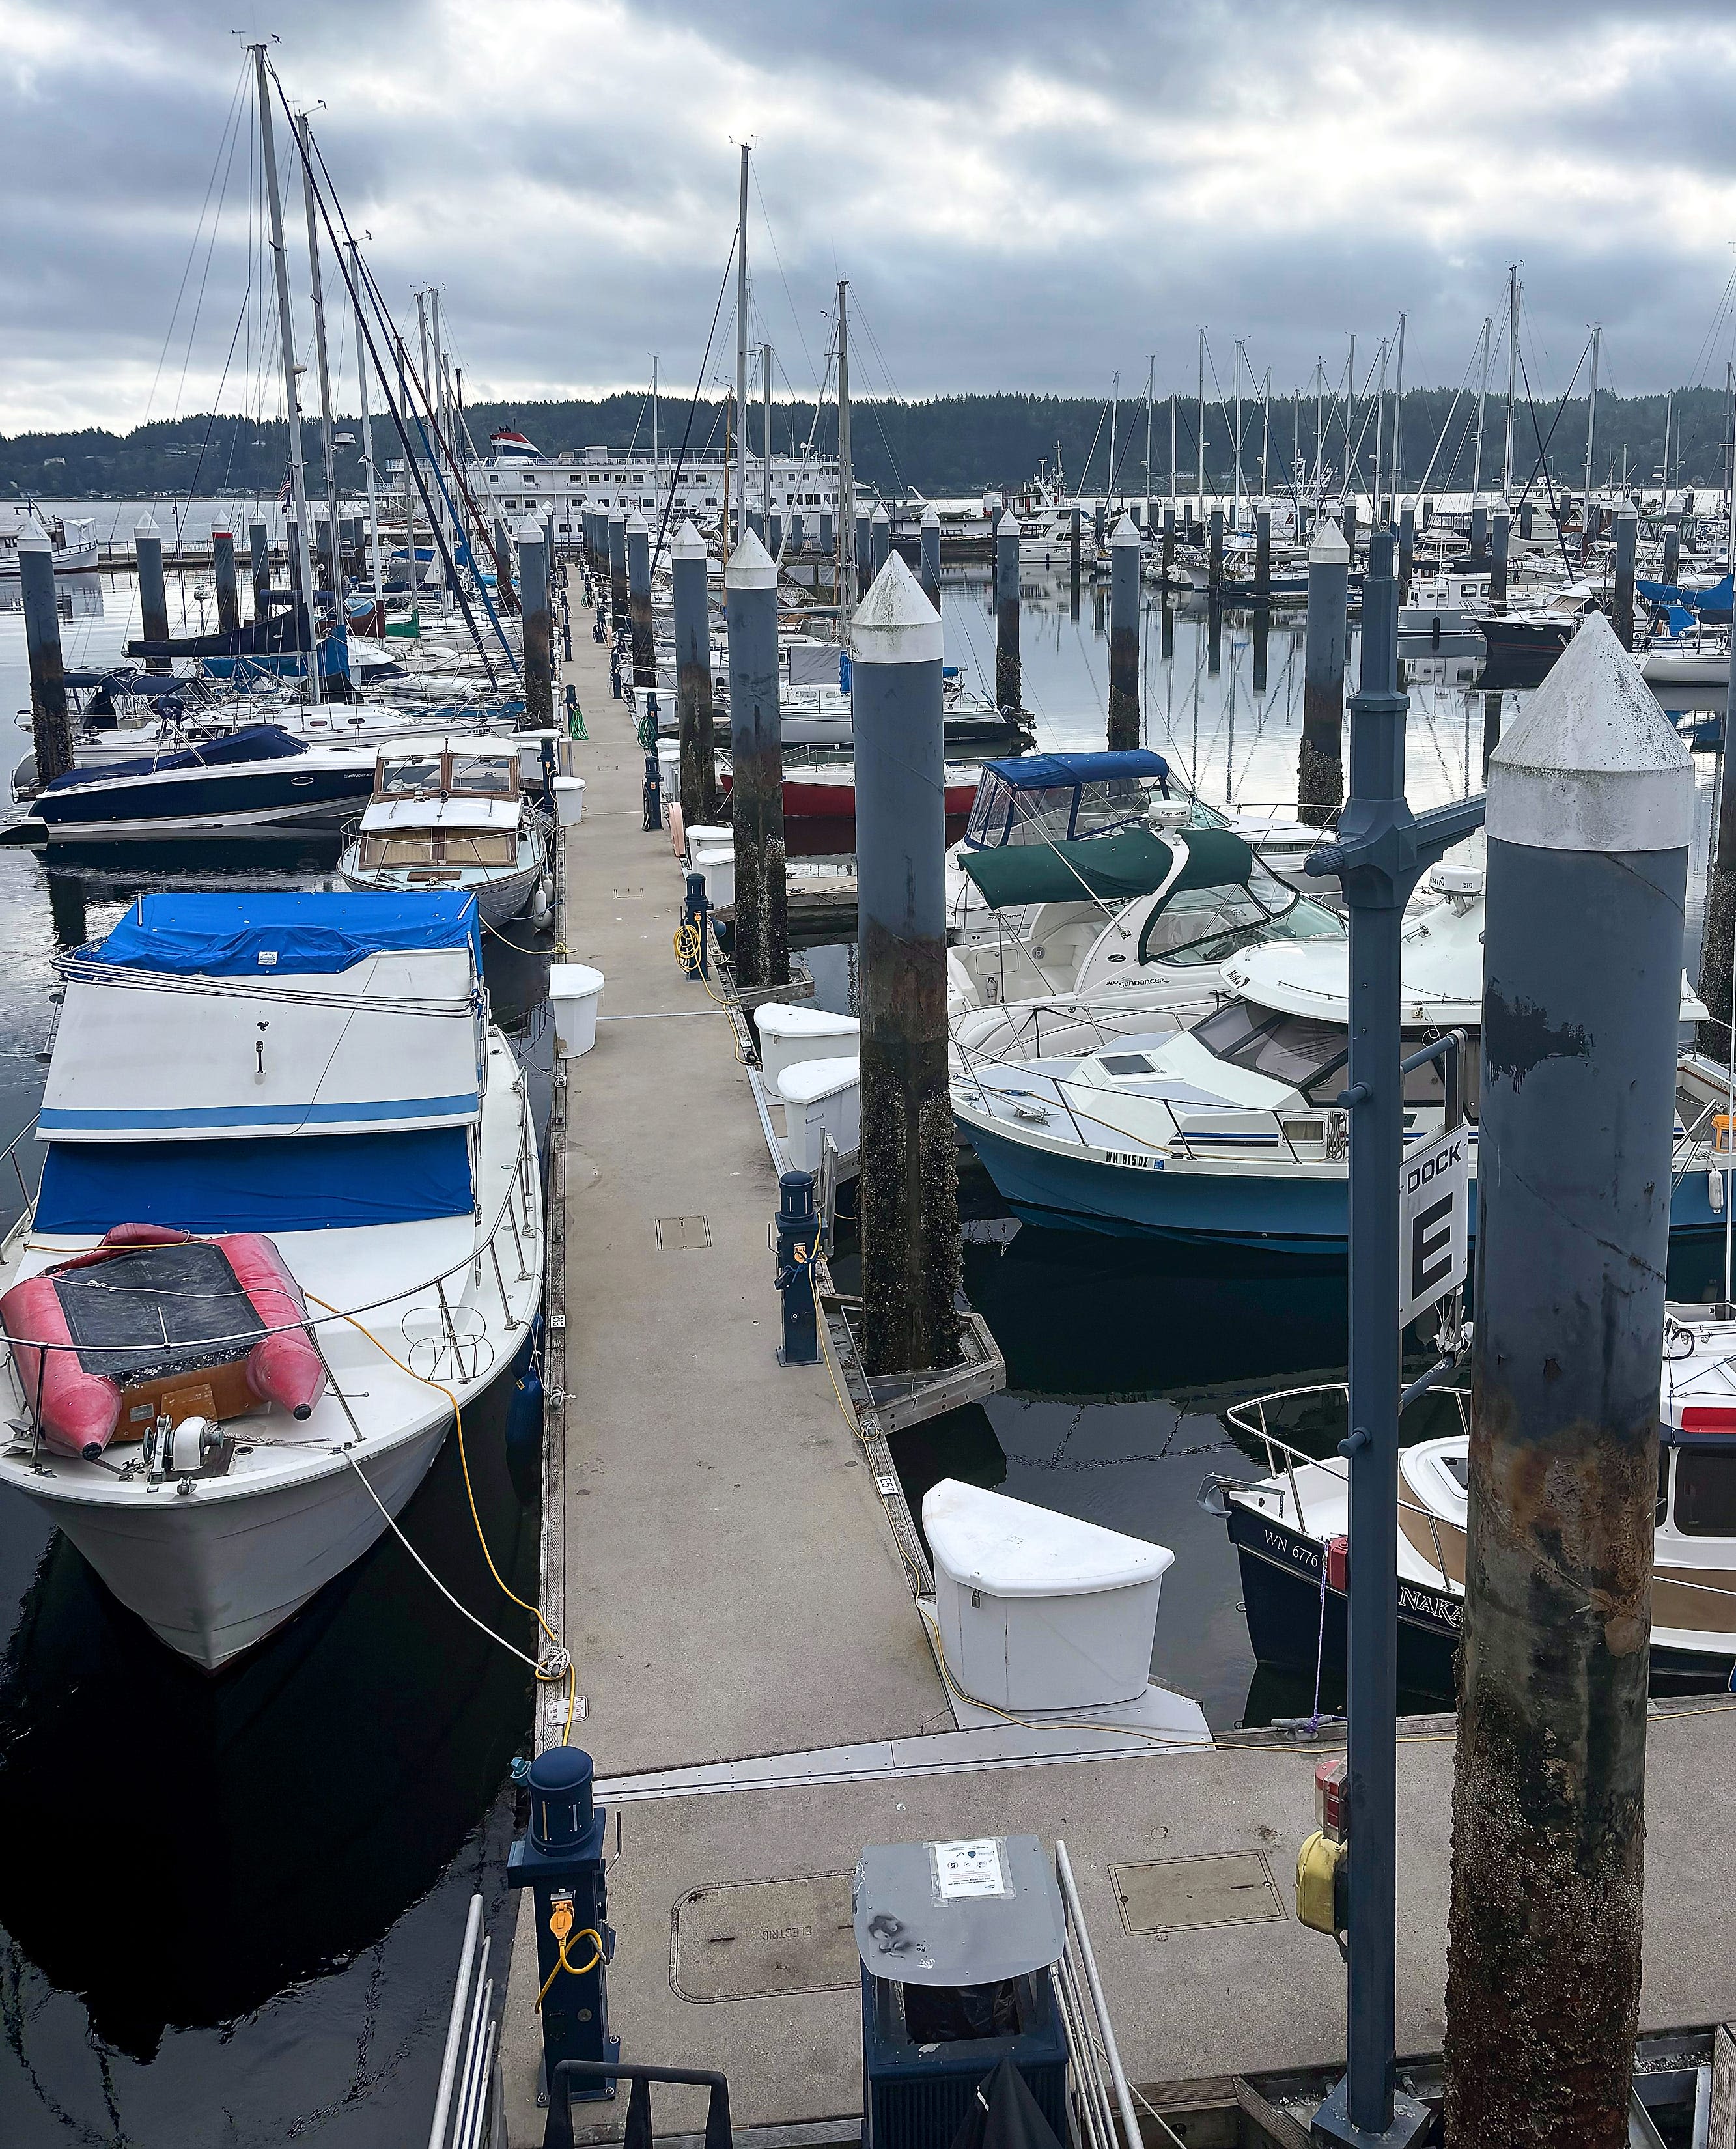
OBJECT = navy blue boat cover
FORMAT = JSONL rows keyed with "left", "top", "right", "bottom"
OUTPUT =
{"left": 46, "top": 725, "right": 311, "bottom": 789}
{"left": 87, "top": 890, "right": 483, "bottom": 976}
{"left": 33, "top": 1129, "right": 475, "bottom": 1235}
{"left": 1637, "top": 573, "right": 1734, "bottom": 617}
{"left": 981, "top": 750, "right": 1170, "bottom": 787}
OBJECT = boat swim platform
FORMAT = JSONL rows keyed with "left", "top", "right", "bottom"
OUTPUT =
{"left": 498, "top": 589, "right": 1736, "bottom": 2144}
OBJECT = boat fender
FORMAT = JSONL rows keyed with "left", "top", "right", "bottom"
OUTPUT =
{"left": 1296, "top": 1829, "right": 1348, "bottom": 1937}
{"left": 531, "top": 878, "right": 552, "bottom": 926}
{"left": 506, "top": 1364, "right": 544, "bottom": 1465}
{"left": 1324, "top": 1534, "right": 1349, "bottom": 1594}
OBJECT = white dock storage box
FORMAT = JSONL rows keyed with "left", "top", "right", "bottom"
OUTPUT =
{"left": 755, "top": 1002, "right": 860, "bottom": 1091}
{"left": 779, "top": 1057, "right": 860, "bottom": 1172}
{"left": 548, "top": 962, "right": 606, "bottom": 1057}
{"left": 923, "top": 1479, "right": 1173, "bottom": 1711}
{"left": 552, "top": 775, "right": 587, "bottom": 827}
{"left": 689, "top": 840, "right": 735, "bottom": 913}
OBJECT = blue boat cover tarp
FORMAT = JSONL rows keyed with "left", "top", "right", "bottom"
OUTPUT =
{"left": 1638, "top": 574, "right": 1734, "bottom": 618}
{"left": 46, "top": 724, "right": 309, "bottom": 791}
{"left": 89, "top": 890, "right": 483, "bottom": 977}
{"left": 33, "top": 1128, "right": 475, "bottom": 1235}
{"left": 982, "top": 750, "right": 1170, "bottom": 788}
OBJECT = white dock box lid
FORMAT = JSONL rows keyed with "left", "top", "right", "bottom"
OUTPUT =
{"left": 923, "top": 1478, "right": 1173, "bottom": 1711}
{"left": 755, "top": 1002, "right": 860, "bottom": 1090}
{"left": 777, "top": 1056, "right": 860, "bottom": 1173}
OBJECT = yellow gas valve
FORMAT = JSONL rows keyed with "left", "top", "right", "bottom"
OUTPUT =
{"left": 1296, "top": 1829, "right": 1349, "bottom": 1936}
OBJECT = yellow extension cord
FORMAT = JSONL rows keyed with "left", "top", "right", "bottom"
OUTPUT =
{"left": 535, "top": 1925, "right": 603, "bottom": 2011}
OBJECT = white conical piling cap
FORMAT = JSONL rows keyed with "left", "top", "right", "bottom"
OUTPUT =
{"left": 16, "top": 525, "right": 49, "bottom": 554}
{"left": 135, "top": 512, "right": 160, "bottom": 539}
{"left": 514, "top": 515, "right": 544, "bottom": 543}
{"left": 673, "top": 518, "right": 707, "bottom": 561}
{"left": 626, "top": 508, "right": 649, "bottom": 535}
{"left": 1488, "top": 611, "right": 1692, "bottom": 854}
{"left": 1309, "top": 518, "right": 1349, "bottom": 565}
{"left": 870, "top": 501, "right": 889, "bottom": 526}
{"left": 850, "top": 550, "right": 943, "bottom": 667}
{"left": 725, "top": 527, "right": 776, "bottom": 590}
{"left": 1112, "top": 513, "right": 1141, "bottom": 547}
{"left": 921, "top": 502, "right": 940, "bottom": 529}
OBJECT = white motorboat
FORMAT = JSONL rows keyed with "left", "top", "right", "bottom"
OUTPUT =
{"left": 28, "top": 725, "right": 382, "bottom": 841}
{"left": 1399, "top": 566, "right": 1492, "bottom": 635}
{"left": 338, "top": 738, "right": 552, "bottom": 925}
{"left": 0, "top": 890, "right": 543, "bottom": 1668}
{"left": 0, "top": 509, "right": 99, "bottom": 578}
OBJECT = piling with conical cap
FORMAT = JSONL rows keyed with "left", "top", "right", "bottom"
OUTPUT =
{"left": 135, "top": 513, "right": 169, "bottom": 671}
{"left": 18, "top": 529, "right": 73, "bottom": 785}
{"left": 725, "top": 529, "right": 787, "bottom": 989}
{"left": 1491, "top": 504, "right": 1512, "bottom": 613}
{"left": 249, "top": 520, "right": 271, "bottom": 619}
{"left": 851, "top": 552, "right": 960, "bottom": 1376}
{"left": 516, "top": 517, "right": 553, "bottom": 729}
{"left": 608, "top": 510, "right": 628, "bottom": 630}
{"left": 212, "top": 527, "right": 240, "bottom": 635}
{"left": 1107, "top": 514, "right": 1141, "bottom": 751}
{"left": 672, "top": 518, "right": 718, "bottom": 825}
{"left": 1397, "top": 497, "right": 1416, "bottom": 597}
{"left": 994, "top": 508, "right": 1021, "bottom": 716}
{"left": 1254, "top": 505, "right": 1271, "bottom": 599}
{"left": 1468, "top": 496, "right": 1489, "bottom": 569}
{"left": 1298, "top": 518, "right": 1349, "bottom": 822}
{"left": 1445, "top": 613, "right": 1692, "bottom": 2147}
{"left": 626, "top": 509, "right": 654, "bottom": 687}
{"left": 918, "top": 502, "right": 941, "bottom": 610}
{"left": 869, "top": 502, "right": 888, "bottom": 581}
{"left": 1612, "top": 505, "right": 1638, "bottom": 650}
{"left": 854, "top": 507, "right": 871, "bottom": 600}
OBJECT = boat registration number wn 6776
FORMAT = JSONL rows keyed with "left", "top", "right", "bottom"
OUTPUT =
{"left": 1104, "top": 1150, "right": 1160, "bottom": 1170}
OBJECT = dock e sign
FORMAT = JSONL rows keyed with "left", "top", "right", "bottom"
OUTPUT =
{"left": 1399, "top": 1123, "right": 1468, "bottom": 1328}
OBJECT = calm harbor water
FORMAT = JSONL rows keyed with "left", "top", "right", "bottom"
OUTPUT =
{"left": 0, "top": 544, "right": 1724, "bottom": 2135}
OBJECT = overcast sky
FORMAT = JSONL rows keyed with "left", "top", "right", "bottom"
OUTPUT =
{"left": 5, "top": 0, "right": 1736, "bottom": 435}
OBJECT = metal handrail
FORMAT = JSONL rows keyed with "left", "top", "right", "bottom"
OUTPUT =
{"left": 1055, "top": 1840, "right": 1146, "bottom": 2149}
{"left": 1221, "top": 1379, "right": 1471, "bottom": 1545}
{"left": 429, "top": 1894, "right": 487, "bottom": 2149}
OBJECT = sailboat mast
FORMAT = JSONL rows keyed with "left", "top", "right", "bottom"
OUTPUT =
{"left": 734, "top": 143, "right": 749, "bottom": 555}
{"left": 836, "top": 279, "right": 854, "bottom": 639}
{"left": 1390, "top": 311, "right": 1406, "bottom": 505}
{"left": 249, "top": 43, "right": 315, "bottom": 690}
{"left": 347, "top": 238, "right": 384, "bottom": 611}
{"left": 1108, "top": 371, "right": 1119, "bottom": 510}
{"left": 1344, "top": 333, "right": 1356, "bottom": 506}
{"left": 1372, "top": 337, "right": 1386, "bottom": 527}
{"left": 1145, "top": 356, "right": 1154, "bottom": 507}
{"left": 1196, "top": 330, "right": 1206, "bottom": 503}
{"left": 1260, "top": 367, "right": 1270, "bottom": 499}
{"left": 763, "top": 342, "right": 774, "bottom": 534}
{"left": 430, "top": 287, "right": 451, "bottom": 595}
{"left": 1232, "top": 338, "right": 1244, "bottom": 530}
{"left": 1169, "top": 392, "right": 1177, "bottom": 499}
{"left": 1472, "top": 316, "right": 1491, "bottom": 499}
{"left": 1582, "top": 324, "right": 1601, "bottom": 548}
{"left": 1502, "top": 263, "right": 1520, "bottom": 496}
{"left": 651, "top": 354, "right": 660, "bottom": 541}
{"left": 1662, "top": 387, "right": 1673, "bottom": 499}
{"left": 1315, "top": 359, "right": 1324, "bottom": 494}
{"left": 294, "top": 111, "right": 344, "bottom": 663}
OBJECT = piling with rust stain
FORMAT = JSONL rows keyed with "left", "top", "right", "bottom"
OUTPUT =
{"left": 1299, "top": 519, "right": 1349, "bottom": 823}
{"left": 672, "top": 518, "right": 718, "bottom": 826}
{"left": 852, "top": 553, "right": 960, "bottom": 1377}
{"left": 725, "top": 530, "right": 787, "bottom": 990}
{"left": 1108, "top": 513, "right": 1140, "bottom": 751}
{"left": 994, "top": 509, "right": 1022, "bottom": 716}
{"left": 1444, "top": 614, "right": 1692, "bottom": 2149}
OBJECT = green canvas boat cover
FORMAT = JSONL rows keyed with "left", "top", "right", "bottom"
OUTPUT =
{"left": 960, "top": 822, "right": 1255, "bottom": 912}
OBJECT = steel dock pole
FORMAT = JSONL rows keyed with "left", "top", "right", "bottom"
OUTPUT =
{"left": 852, "top": 552, "right": 961, "bottom": 1378}
{"left": 1108, "top": 513, "right": 1141, "bottom": 750}
{"left": 518, "top": 518, "right": 554, "bottom": 729}
{"left": 1299, "top": 519, "right": 1350, "bottom": 824}
{"left": 994, "top": 508, "right": 1022, "bottom": 716}
{"left": 725, "top": 529, "right": 787, "bottom": 990}
{"left": 18, "top": 528, "right": 73, "bottom": 786}
{"left": 626, "top": 510, "right": 654, "bottom": 687}
{"left": 918, "top": 503, "right": 940, "bottom": 611}
{"left": 672, "top": 518, "right": 718, "bottom": 826}
{"left": 1444, "top": 615, "right": 1692, "bottom": 2147}
{"left": 135, "top": 512, "right": 169, "bottom": 670}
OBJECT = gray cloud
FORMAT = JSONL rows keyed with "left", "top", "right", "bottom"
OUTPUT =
{"left": 3, "top": 0, "right": 1735, "bottom": 433}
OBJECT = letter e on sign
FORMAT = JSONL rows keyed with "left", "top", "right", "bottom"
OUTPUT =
{"left": 1399, "top": 1125, "right": 1468, "bottom": 1327}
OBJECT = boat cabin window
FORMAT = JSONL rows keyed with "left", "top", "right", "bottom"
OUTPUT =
{"left": 1672, "top": 1447, "right": 1736, "bottom": 1537}
{"left": 380, "top": 754, "right": 444, "bottom": 796}
{"left": 1072, "top": 776, "right": 1164, "bottom": 838}
{"left": 966, "top": 772, "right": 1016, "bottom": 847}
{"left": 1143, "top": 859, "right": 1341, "bottom": 969}
{"left": 1098, "top": 1053, "right": 1155, "bottom": 1076}
{"left": 376, "top": 750, "right": 519, "bottom": 799}
{"left": 1187, "top": 1001, "right": 1349, "bottom": 1103}
{"left": 357, "top": 829, "right": 519, "bottom": 873}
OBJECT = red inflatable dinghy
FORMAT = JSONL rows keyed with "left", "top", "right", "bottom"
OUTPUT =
{"left": 1, "top": 1224, "right": 326, "bottom": 1461}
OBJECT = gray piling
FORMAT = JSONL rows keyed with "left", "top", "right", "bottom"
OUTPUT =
{"left": 1397, "top": 498, "right": 1415, "bottom": 596}
{"left": 851, "top": 553, "right": 960, "bottom": 1377}
{"left": 1612, "top": 506, "right": 1637, "bottom": 649}
{"left": 1108, "top": 513, "right": 1141, "bottom": 751}
{"left": 1663, "top": 518, "right": 1682, "bottom": 584}
{"left": 608, "top": 510, "right": 628, "bottom": 630}
{"left": 1094, "top": 501, "right": 1106, "bottom": 555}
{"left": 135, "top": 513, "right": 169, "bottom": 670}
{"left": 249, "top": 520, "right": 271, "bottom": 619}
{"left": 994, "top": 508, "right": 1022, "bottom": 715}
{"left": 790, "top": 511, "right": 804, "bottom": 554}
{"left": 1491, "top": 505, "right": 1511, "bottom": 614}
{"left": 1469, "top": 497, "right": 1489, "bottom": 568}
{"left": 1254, "top": 507, "right": 1272, "bottom": 600}
{"left": 1444, "top": 615, "right": 1692, "bottom": 2147}
{"left": 1519, "top": 499, "right": 1533, "bottom": 541}
{"left": 870, "top": 502, "right": 889, "bottom": 582}
{"left": 673, "top": 518, "right": 718, "bottom": 826}
{"left": 212, "top": 526, "right": 240, "bottom": 636}
{"left": 1162, "top": 505, "right": 1175, "bottom": 586}
{"left": 820, "top": 509, "right": 833, "bottom": 557}
{"left": 517, "top": 518, "right": 554, "bottom": 729}
{"left": 1298, "top": 518, "right": 1349, "bottom": 822}
{"left": 747, "top": 508, "right": 764, "bottom": 544}
{"left": 626, "top": 509, "right": 654, "bottom": 687}
{"left": 854, "top": 509, "right": 871, "bottom": 600}
{"left": 1341, "top": 498, "right": 1358, "bottom": 567}
{"left": 18, "top": 529, "right": 73, "bottom": 786}
{"left": 769, "top": 509, "right": 783, "bottom": 559}
{"left": 725, "top": 529, "right": 787, "bottom": 990}
{"left": 1070, "top": 505, "right": 1081, "bottom": 582}
{"left": 919, "top": 503, "right": 941, "bottom": 610}
{"left": 1208, "top": 509, "right": 1224, "bottom": 595}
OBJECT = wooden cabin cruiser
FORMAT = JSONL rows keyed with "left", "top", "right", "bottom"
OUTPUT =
{"left": 949, "top": 824, "right": 1345, "bottom": 1067}
{"left": 1212, "top": 1306, "right": 1736, "bottom": 1696}
{"left": 0, "top": 892, "right": 542, "bottom": 1668}
{"left": 29, "top": 725, "right": 381, "bottom": 842}
{"left": 953, "top": 859, "right": 1716, "bottom": 1249}
{"left": 339, "top": 740, "right": 551, "bottom": 925}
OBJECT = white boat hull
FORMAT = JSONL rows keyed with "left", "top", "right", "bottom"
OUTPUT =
{"left": 0, "top": 544, "right": 100, "bottom": 578}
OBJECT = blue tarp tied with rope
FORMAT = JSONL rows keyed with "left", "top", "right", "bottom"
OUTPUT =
{"left": 1638, "top": 574, "right": 1733, "bottom": 620}
{"left": 86, "top": 890, "right": 483, "bottom": 977}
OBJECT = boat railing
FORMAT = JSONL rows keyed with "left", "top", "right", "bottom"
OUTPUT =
{"left": 1052, "top": 1839, "right": 1151, "bottom": 2149}
{"left": 0, "top": 1080, "right": 542, "bottom": 1425}
{"left": 428, "top": 1893, "right": 499, "bottom": 2149}
{"left": 1220, "top": 1379, "right": 1471, "bottom": 1582}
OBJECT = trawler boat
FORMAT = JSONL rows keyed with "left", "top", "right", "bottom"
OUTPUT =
{"left": 1212, "top": 1306, "right": 1736, "bottom": 1694}
{"left": 1399, "top": 566, "right": 1492, "bottom": 636}
{"left": 0, "top": 510, "right": 98, "bottom": 578}
{"left": 29, "top": 725, "right": 380, "bottom": 841}
{"left": 338, "top": 740, "right": 551, "bottom": 925}
{"left": 949, "top": 824, "right": 1345, "bottom": 1067}
{"left": 0, "top": 892, "right": 543, "bottom": 1668}
{"left": 953, "top": 859, "right": 1716, "bottom": 1248}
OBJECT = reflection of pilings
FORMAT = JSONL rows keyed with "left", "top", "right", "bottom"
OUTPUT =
{"left": 1397, "top": 499, "right": 1415, "bottom": 597}
{"left": 212, "top": 527, "right": 240, "bottom": 634}
{"left": 1445, "top": 616, "right": 1692, "bottom": 2149}
{"left": 516, "top": 519, "right": 554, "bottom": 729}
{"left": 1252, "top": 611, "right": 1268, "bottom": 694}
{"left": 725, "top": 531, "right": 787, "bottom": 989}
{"left": 994, "top": 510, "right": 1022, "bottom": 714}
{"left": 608, "top": 511, "right": 628, "bottom": 628}
{"left": 1612, "top": 507, "right": 1637, "bottom": 650}
{"left": 626, "top": 510, "right": 654, "bottom": 686}
{"left": 1481, "top": 688, "right": 1503, "bottom": 781}
{"left": 918, "top": 504, "right": 940, "bottom": 610}
{"left": 852, "top": 554, "right": 960, "bottom": 1378}
{"left": 45, "top": 872, "right": 87, "bottom": 951}
{"left": 673, "top": 519, "right": 718, "bottom": 826}
{"left": 1206, "top": 600, "right": 1221, "bottom": 677}
{"left": 1108, "top": 514, "right": 1140, "bottom": 749}
{"left": 1160, "top": 598, "right": 1174, "bottom": 660}
{"left": 1298, "top": 518, "right": 1349, "bottom": 822}
{"left": 19, "top": 531, "right": 72, "bottom": 785}
{"left": 249, "top": 521, "right": 270, "bottom": 618}
{"left": 135, "top": 514, "right": 169, "bottom": 671}
{"left": 1491, "top": 507, "right": 1511, "bottom": 614}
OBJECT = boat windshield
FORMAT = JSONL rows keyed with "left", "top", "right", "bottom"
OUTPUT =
{"left": 966, "top": 774, "right": 1157, "bottom": 850}
{"left": 1673, "top": 1448, "right": 1736, "bottom": 1537}
{"left": 1188, "top": 1000, "right": 1349, "bottom": 1100}
{"left": 1141, "top": 854, "right": 1342, "bottom": 968}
